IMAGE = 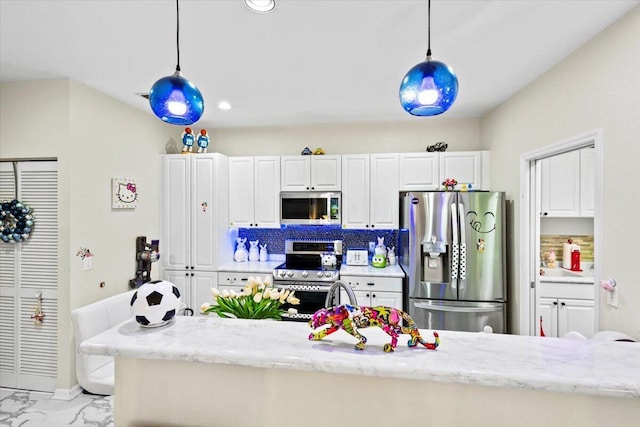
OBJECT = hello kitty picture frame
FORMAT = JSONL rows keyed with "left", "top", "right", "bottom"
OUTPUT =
{"left": 112, "top": 178, "right": 138, "bottom": 209}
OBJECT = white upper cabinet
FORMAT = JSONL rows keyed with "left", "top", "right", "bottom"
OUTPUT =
{"left": 280, "top": 155, "right": 341, "bottom": 191}
{"left": 342, "top": 153, "right": 399, "bottom": 229}
{"left": 579, "top": 147, "right": 595, "bottom": 217}
{"left": 398, "top": 151, "right": 489, "bottom": 191}
{"left": 341, "top": 154, "right": 370, "bottom": 229}
{"left": 370, "top": 153, "right": 399, "bottom": 228}
{"left": 540, "top": 148, "right": 593, "bottom": 217}
{"left": 229, "top": 156, "right": 280, "bottom": 228}
{"left": 439, "top": 151, "right": 485, "bottom": 190}
{"left": 399, "top": 153, "right": 439, "bottom": 190}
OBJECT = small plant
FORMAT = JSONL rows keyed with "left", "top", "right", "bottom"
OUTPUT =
{"left": 201, "top": 275, "right": 299, "bottom": 320}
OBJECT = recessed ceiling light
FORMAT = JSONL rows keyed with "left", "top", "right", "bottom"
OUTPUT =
{"left": 244, "top": 0, "right": 276, "bottom": 13}
{"left": 217, "top": 101, "right": 232, "bottom": 111}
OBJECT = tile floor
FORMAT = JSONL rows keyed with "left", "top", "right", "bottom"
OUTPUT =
{"left": 0, "top": 388, "right": 113, "bottom": 427}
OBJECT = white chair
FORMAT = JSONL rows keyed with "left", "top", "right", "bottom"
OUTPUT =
{"left": 70, "top": 290, "right": 135, "bottom": 395}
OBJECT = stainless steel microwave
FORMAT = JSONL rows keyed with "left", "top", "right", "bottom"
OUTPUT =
{"left": 280, "top": 192, "right": 341, "bottom": 225}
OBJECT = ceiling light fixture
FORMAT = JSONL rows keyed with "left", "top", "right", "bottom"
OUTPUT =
{"left": 243, "top": 0, "right": 276, "bottom": 14}
{"left": 399, "top": 0, "right": 458, "bottom": 116}
{"left": 217, "top": 101, "right": 232, "bottom": 111}
{"left": 149, "top": 0, "right": 204, "bottom": 125}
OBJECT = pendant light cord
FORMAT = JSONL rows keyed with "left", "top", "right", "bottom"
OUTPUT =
{"left": 175, "top": 0, "right": 181, "bottom": 72}
{"left": 426, "top": 0, "right": 432, "bottom": 59}
{"left": 12, "top": 161, "right": 18, "bottom": 199}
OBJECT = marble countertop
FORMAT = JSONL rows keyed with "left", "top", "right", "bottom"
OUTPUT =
{"left": 80, "top": 316, "right": 640, "bottom": 399}
{"left": 217, "top": 260, "right": 283, "bottom": 274}
{"left": 539, "top": 267, "right": 594, "bottom": 284}
{"left": 340, "top": 264, "right": 405, "bottom": 278}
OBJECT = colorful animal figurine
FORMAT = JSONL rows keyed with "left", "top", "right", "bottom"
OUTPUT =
{"left": 182, "top": 127, "right": 195, "bottom": 153}
{"left": 371, "top": 253, "right": 386, "bottom": 268}
{"left": 197, "top": 129, "right": 210, "bottom": 153}
{"left": 234, "top": 237, "right": 248, "bottom": 262}
{"left": 309, "top": 305, "right": 440, "bottom": 352}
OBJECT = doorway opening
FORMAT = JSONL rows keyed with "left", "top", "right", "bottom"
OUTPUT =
{"left": 519, "top": 130, "right": 602, "bottom": 336}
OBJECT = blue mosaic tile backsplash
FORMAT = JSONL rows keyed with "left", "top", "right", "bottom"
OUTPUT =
{"left": 237, "top": 226, "right": 398, "bottom": 254}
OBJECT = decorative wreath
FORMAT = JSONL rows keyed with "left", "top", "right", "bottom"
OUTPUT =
{"left": 1, "top": 199, "right": 34, "bottom": 243}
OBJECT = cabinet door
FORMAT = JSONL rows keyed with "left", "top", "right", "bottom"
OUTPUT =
{"left": 164, "top": 270, "right": 191, "bottom": 312}
{"left": 579, "top": 147, "right": 595, "bottom": 217}
{"left": 341, "top": 154, "right": 370, "bottom": 229}
{"left": 439, "top": 152, "right": 482, "bottom": 190}
{"left": 371, "top": 292, "right": 403, "bottom": 311}
{"left": 399, "top": 153, "right": 439, "bottom": 190}
{"left": 281, "top": 156, "right": 310, "bottom": 191}
{"left": 192, "top": 271, "right": 217, "bottom": 316}
{"left": 538, "top": 298, "right": 558, "bottom": 337}
{"left": 559, "top": 299, "right": 594, "bottom": 338}
{"left": 311, "top": 155, "right": 341, "bottom": 191}
{"left": 163, "top": 156, "right": 191, "bottom": 270}
{"left": 540, "top": 151, "right": 580, "bottom": 217}
{"left": 254, "top": 156, "right": 281, "bottom": 228}
{"left": 228, "top": 157, "right": 255, "bottom": 227}
{"left": 370, "top": 153, "right": 399, "bottom": 229}
{"left": 191, "top": 155, "right": 218, "bottom": 270}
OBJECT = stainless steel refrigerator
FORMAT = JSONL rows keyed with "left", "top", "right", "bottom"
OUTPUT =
{"left": 400, "top": 192, "right": 507, "bottom": 333}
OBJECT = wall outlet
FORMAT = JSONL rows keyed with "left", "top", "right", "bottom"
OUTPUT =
{"left": 83, "top": 256, "right": 93, "bottom": 271}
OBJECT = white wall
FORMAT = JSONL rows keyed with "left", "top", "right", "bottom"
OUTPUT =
{"left": 0, "top": 79, "right": 176, "bottom": 389}
{"left": 212, "top": 118, "right": 480, "bottom": 156}
{"left": 481, "top": 6, "right": 640, "bottom": 337}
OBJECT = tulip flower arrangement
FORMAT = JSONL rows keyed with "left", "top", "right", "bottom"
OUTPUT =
{"left": 201, "top": 275, "right": 300, "bottom": 320}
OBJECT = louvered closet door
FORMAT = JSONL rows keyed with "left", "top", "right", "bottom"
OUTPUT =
{"left": 0, "top": 161, "right": 58, "bottom": 392}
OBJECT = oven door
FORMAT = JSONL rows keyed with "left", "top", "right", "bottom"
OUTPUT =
{"left": 276, "top": 282, "right": 337, "bottom": 321}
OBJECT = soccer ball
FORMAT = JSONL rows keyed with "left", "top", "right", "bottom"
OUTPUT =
{"left": 130, "top": 280, "right": 181, "bottom": 326}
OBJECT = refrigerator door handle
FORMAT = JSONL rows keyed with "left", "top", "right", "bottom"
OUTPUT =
{"left": 413, "top": 302, "right": 504, "bottom": 313}
{"left": 458, "top": 202, "right": 467, "bottom": 282}
{"left": 450, "top": 203, "right": 459, "bottom": 285}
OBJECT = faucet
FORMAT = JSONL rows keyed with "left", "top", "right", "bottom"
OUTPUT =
{"left": 325, "top": 280, "right": 358, "bottom": 308}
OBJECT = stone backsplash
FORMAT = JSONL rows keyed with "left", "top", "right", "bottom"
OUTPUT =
{"left": 540, "top": 235, "right": 594, "bottom": 264}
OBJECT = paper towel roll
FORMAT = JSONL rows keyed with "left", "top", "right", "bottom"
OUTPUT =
{"left": 563, "top": 242, "right": 572, "bottom": 270}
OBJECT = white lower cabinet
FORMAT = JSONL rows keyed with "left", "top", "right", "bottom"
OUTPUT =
{"left": 340, "top": 275, "right": 403, "bottom": 310}
{"left": 165, "top": 270, "right": 217, "bottom": 316}
{"left": 538, "top": 297, "right": 594, "bottom": 338}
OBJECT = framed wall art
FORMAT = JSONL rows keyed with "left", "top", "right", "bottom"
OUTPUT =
{"left": 112, "top": 178, "right": 138, "bottom": 209}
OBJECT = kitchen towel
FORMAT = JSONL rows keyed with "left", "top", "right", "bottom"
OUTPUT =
{"left": 562, "top": 242, "right": 572, "bottom": 270}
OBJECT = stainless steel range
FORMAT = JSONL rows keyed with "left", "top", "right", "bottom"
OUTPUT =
{"left": 273, "top": 239, "right": 342, "bottom": 321}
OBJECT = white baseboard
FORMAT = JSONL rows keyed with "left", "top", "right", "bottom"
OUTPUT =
{"left": 52, "top": 384, "right": 82, "bottom": 400}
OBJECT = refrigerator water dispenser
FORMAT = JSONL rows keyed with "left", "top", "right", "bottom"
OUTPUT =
{"left": 422, "top": 237, "right": 448, "bottom": 282}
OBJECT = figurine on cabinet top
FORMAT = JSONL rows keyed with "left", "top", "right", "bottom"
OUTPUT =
{"left": 197, "top": 129, "right": 210, "bottom": 153}
{"left": 182, "top": 127, "right": 195, "bottom": 153}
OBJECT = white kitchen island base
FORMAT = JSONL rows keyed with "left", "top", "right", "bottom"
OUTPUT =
{"left": 79, "top": 317, "right": 640, "bottom": 427}
{"left": 116, "top": 357, "right": 638, "bottom": 427}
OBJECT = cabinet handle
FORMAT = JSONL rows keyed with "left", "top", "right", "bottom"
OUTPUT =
{"left": 365, "top": 225, "right": 369, "bottom": 228}
{"left": 311, "top": 187, "right": 315, "bottom": 190}
{"left": 306, "top": 187, "right": 310, "bottom": 190}
{"left": 371, "top": 224, "right": 375, "bottom": 228}
{"left": 185, "top": 273, "right": 189, "bottom": 277}
{"left": 185, "top": 266, "right": 189, "bottom": 270}
{"left": 367, "top": 282, "right": 375, "bottom": 286}
{"left": 191, "top": 266, "right": 194, "bottom": 269}
{"left": 372, "top": 294, "right": 376, "bottom": 298}
{"left": 366, "top": 293, "right": 370, "bottom": 298}
{"left": 560, "top": 302, "right": 566, "bottom": 306}
{"left": 191, "top": 273, "right": 195, "bottom": 277}
{"left": 553, "top": 301, "right": 558, "bottom": 305}
{"left": 543, "top": 212, "right": 548, "bottom": 216}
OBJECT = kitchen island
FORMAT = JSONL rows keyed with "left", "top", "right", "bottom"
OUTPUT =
{"left": 80, "top": 317, "right": 640, "bottom": 427}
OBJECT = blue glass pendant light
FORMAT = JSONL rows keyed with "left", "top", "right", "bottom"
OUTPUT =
{"left": 399, "top": 0, "right": 458, "bottom": 116}
{"left": 149, "top": 0, "right": 204, "bottom": 125}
